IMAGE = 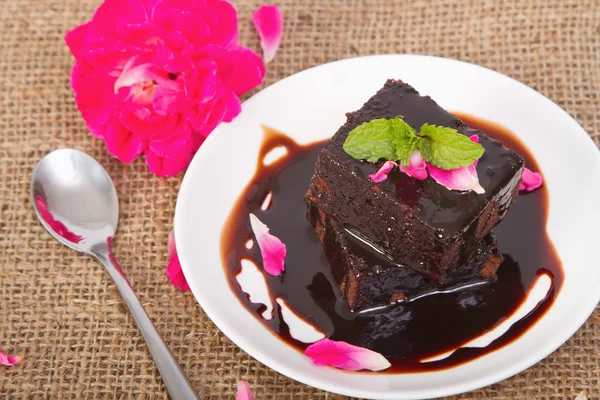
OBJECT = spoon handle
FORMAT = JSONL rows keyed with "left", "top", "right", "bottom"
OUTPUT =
{"left": 94, "top": 251, "right": 201, "bottom": 400}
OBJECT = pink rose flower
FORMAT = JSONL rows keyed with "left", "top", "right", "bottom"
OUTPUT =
{"left": 65, "top": 0, "right": 266, "bottom": 176}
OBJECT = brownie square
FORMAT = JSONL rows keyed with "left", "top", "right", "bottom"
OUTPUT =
{"left": 308, "top": 198, "right": 503, "bottom": 312}
{"left": 305, "top": 79, "right": 523, "bottom": 283}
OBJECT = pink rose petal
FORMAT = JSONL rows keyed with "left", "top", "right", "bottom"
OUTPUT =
{"left": 369, "top": 161, "right": 396, "bottom": 183}
{"left": 166, "top": 230, "right": 190, "bottom": 290}
{"left": 304, "top": 338, "right": 391, "bottom": 372}
{"left": 399, "top": 150, "right": 428, "bottom": 180}
{"left": 69, "top": 64, "right": 116, "bottom": 138}
{"left": 252, "top": 5, "right": 283, "bottom": 63}
{"left": 249, "top": 213, "right": 286, "bottom": 276}
{"left": 519, "top": 167, "right": 543, "bottom": 192}
{"left": 145, "top": 147, "right": 193, "bottom": 177}
{"left": 202, "top": 44, "right": 266, "bottom": 96}
{"left": 205, "top": 0, "right": 239, "bottom": 47}
{"left": 65, "top": 22, "right": 92, "bottom": 60}
{"left": 103, "top": 117, "right": 144, "bottom": 163}
{"left": 0, "top": 349, "right": 22, "bottom": 366}
{"left": 236, "top": 380, "right": 255, "bottom": 400}
{"left": 92, "top": 0, "right": 148, "bottom": 39}
{"left": 427, "top": 163, "right": 485, "bottom": 194}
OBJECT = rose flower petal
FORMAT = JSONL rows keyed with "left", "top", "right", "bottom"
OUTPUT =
{"left": 399, "top": 150, "right": 428, "bottom": 180}
{"left": 236, "top": 380, "right": 255, "bottom": 400}
{"left": 369, "top": 160, "right": 396, "bottom": 183}
{"left": 519, "top": 167, "right": 543, "bottom": 192}
{"left": 252, "top": 5, "right": 283, "bottom": 63}
{"left": 304, "top": 338, "right": 391, "bottom": 371}
{"left": 427, "top": 163, "right": 485, "bottom": 194}
{"left": 0, "top": 349, "right": 22, "bottom": 366}
{"left": 249, "top": 213, "right": 286, "bottom": 276}
{"left": 166, "top": 230, "right": 190, "bottom": 290}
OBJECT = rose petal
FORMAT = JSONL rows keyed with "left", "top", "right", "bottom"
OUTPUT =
{"left": 65, "top": 22, "right": 93, "bottom": 60}
{"left": 399, "top": 150, "right": 428, "bottom": 180}
{"left": 304, "top": 338, "right": 391, "bottom": 371}
{"left": 70, "top": 64, "right": 116, "bottom": 138}
{"left": 0, "top": 349, "right": 22, "bottom": 367}
{"left": 221, "top": 89, "right": 242, "bottom": 123}
{"left": 156, "top": 8, "right": 211, "bottom": 46}
{"left": 148, "top": 126, "right": 193, "bottom": 157}
{"left": 145, "top": 148, "right": 192, "bottom": 177}
{"left": 104, "top": 117, "right": 144, "bottom": 163}
{"left": 252, "top": 5, "right": 284, "bottom": 63}
{"left": 165, "top": 230, "right": 190, "bottom": 290}
{"left": 249, "top": 213, "right": 286, "bottom": 276}
{"left": 92, "top": 0, "right": 148, "bottom": 39}
{"left": 236, "top": 380, "right": 255, "bottom": 400}
{"left": 201, "top": 44, "right": 266, "bottom": 96}
{"left": 206, "top": 0, "right": 238, "bottom": 47}
{"left": 369, "top": 161, "right": 396, "bottom": 183}
{"left": 427, "top": 163, "right": 485, "bottom": 194}
{"left": 519, "top": 167, "right": 543, "bottom": 192}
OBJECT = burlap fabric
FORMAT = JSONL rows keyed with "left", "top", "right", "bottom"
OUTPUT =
{"left": 1, "top": 0, "right": 599, "bottom": 398}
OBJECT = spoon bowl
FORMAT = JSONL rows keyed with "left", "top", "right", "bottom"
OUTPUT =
{"left": 31, "top": 149, "right": 118, "bottom": 253}
{"left": 31, "top": 149, "right": 200, "bottom": 400}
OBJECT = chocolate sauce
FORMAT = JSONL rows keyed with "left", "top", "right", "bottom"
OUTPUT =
{"left": 220, "top": 117, "right": 563, "bottom": 372}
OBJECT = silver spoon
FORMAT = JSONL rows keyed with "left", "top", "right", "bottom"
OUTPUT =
{"left": 31, "top": 149, "right": 201, "bottom": 400}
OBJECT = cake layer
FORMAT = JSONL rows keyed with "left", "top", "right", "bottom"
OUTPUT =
{"left": 308, "top": 200, "right": 503, "bottom": 312}
{"left": 305, "top": 79, "right": 523, "bottom": 282}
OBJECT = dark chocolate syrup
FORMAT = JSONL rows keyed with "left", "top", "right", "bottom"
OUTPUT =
{"left": 220, "top": 116, "right": 563, "bottom": 372}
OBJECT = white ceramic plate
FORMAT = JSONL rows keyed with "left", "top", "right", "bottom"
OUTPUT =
{"left": 175, "top": 55, "right": 600, "bottom": 399}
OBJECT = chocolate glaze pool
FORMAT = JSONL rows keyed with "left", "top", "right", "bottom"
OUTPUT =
{"left": 220, "top": 114, "right": 563, "bottom": 372}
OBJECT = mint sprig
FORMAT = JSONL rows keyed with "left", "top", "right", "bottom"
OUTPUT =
{"left": 343, "top": 117, "right": 484, "bottom": 170}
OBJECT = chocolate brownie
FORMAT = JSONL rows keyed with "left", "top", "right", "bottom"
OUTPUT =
{"left": 308, "top": 199, "right": 503, "bottom": 312}
{"left": 305, "top": 79, "right": 523, "bottom": 283}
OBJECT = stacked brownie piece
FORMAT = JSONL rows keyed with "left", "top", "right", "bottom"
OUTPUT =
{"left": 305, "top": 80, "right": 524, "bottom": 312}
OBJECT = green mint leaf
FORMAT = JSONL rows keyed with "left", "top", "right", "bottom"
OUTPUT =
{"left": 418, "top": 124, "right": 485, "bottom": 169}
{"left": 389, "top": 118, "right": 418, "bottom": 167}
{"left": 396, "top": 135, "right": 419, "bottom": 167}
{"left": 343, "top": 117, "right": 417, "bottom": 163}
